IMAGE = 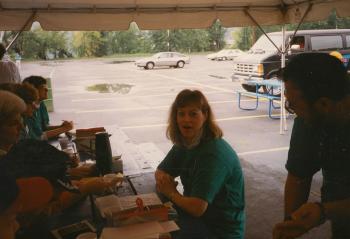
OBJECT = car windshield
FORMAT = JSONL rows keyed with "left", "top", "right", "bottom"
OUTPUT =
{"left": 250, "top": 34, "right": 283, "bottom": 52}
{"left": 152, "top": 53, "right": 164, "bottom": 58}
{"left": 174, "top": 53, "right": 184, "bottom": 57}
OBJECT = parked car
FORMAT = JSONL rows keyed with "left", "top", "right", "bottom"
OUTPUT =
{"left": 207, "top": 49, "right": 243, "bottom": 61}
{"left": 232, "top": 29, "right": 350, "bottom": 93}
{"left": 135, "top": 52, "right": 190, "bottom": 69}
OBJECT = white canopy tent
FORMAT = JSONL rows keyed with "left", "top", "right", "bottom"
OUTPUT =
{"left": 1, "top": 0, "right": 350, "bottom": 133}
{"left": 0, "top": 0, "right": 349, "bottom": 30}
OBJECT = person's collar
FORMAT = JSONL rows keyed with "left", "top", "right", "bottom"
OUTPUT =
{"left": 182, "top": 128, "right": 203, "bottom": 149}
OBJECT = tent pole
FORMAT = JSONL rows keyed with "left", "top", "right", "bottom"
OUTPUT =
{"left": 244, "top": 9, "right": 282, "bottom": 54}
{"left": 285, "top": 3, "right": 313, "bottom": 51}
{"left": 5, "top": 11, "right": 37, "bottom": 51}
{"left": 280, "top": 3, "right": 313, "bottom": 134}
{"left": 280, "top": 25, "right": 287, "bottom": 135}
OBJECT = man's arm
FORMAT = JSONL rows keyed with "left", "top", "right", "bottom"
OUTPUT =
{"left": 273, "top": 173, "right": 313, "bottom": 239}
{"left": 43, "top": 121, "right": 73, "bottom": 139}
{"left": 284, "top": 172, "right": 313, "bottom": 219}
{"left": 323, "top": 198, "right": 350, "bottom": 221}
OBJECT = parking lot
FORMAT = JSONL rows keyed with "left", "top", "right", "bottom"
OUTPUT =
{"left": 20, "top": 55, "right": 328, "bottom": 238}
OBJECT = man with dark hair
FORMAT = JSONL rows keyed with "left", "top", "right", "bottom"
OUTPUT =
{"left": 23, "top": 75, "right": 73, "bottom": 139}
{"left": 273, "top": 53, "right": 350, "bottom": 239}
{"left": 0, "top": 43, "right": 21, "bottom": 84}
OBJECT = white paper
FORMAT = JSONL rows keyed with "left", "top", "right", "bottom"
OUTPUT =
{"left": 95, "top": 193, "right": 162, "bottom": 218}
{"left": 100, "top": 220, "right": 178, "bottom": 239}
{"left": 118, "top": 193, "right": 162, "bottom": 210}
{"left": 159, "top": 221, "right": 179, "bottom": 233}
{"left": 100, "top": 221, "right": 163, "bottom": 239}
{"left": 95, "top": 195, "right": 121, "bottom": 218}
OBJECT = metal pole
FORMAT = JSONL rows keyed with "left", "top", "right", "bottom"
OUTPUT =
{"left": 284, "top": 3, "right": 313, "bottom": 51}
{"left": 280, "top": 25, "right": 287, "bottom": 135}
{"left": 0, "top": 31, "right": 4, "bottom": 43}
{"left": 244, "top": 9, "right": 282, "bottom": 54}
{"left": 167, "top": 29, "right": 170, "bottom": 51}
{"left": 5, "top": 11, "right": 36, "bottom": 51}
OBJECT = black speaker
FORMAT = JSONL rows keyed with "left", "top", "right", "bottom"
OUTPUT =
{"left": 95, "top": 132, "right": 113, "bottom": 175}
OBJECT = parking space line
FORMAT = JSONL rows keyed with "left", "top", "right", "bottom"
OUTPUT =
{"left": 216, "top": 114, "right": 279, "bottom": 122}
{"left": 76, "top": 99, "right": 257, "bottom": 113}
{"left": 119, "top": 114, "right": 274, "bottom": 129}
{"left": 72, "top": 90, "right": 224, "bottom": 102}
{"left": 145, "top": 71, "right": 233, "bottom": 93}
{"left": 237, "top": 147, "right": 289, "bottom": 156}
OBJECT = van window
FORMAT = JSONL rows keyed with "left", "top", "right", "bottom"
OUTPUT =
{"left": 251, "top": 34, "right": 283, "bottom": 52}
{"left": 310, "top": 35, "right": 343, "bottom": 51}
{"left": 290, "top": 36, "right": 305, "bottom": 51}
{"left": 346, "top": 35, "right": 350, "bottom": 48}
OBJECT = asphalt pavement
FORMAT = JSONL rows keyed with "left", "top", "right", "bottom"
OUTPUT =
{"left": 20, "top": 55, "right": 329, "bottom": 238}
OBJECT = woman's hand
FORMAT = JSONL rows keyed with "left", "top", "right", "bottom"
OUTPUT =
{"left": 156, "top": 173, "right": 178, "bottom": 199}
{"left": 155, "top": 170, "right": 173, "bottom": 184}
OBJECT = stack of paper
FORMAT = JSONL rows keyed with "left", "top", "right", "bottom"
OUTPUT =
{"left": 95, "top": 193, "right": 162, "bottom": 218}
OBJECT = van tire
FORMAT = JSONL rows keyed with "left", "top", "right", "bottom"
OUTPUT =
{"left": 242, "top": 84, "right": 258, "bottom": 92}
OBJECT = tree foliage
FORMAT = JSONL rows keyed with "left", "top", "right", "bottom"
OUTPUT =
{"left": 72, "top": 31, "right": 105, "bottom": 57}
{"left": 3, "top": 29, "right": 69, "bottom": 60}
{"left": 3, "top": 21, "right": 227, "bottom": 59}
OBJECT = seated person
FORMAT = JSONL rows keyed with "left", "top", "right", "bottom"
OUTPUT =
{"left": 1, "top": 139, "right": 117, "bottom": 216}
{"left": 22, "top": 75, "right": 73, "bottom": 140}
{"left": 0, "top": 90, "right": 26, "bottom": 157}
{"left": 0, "top": 43, "right": 21, "bottom": 84}
{"left": 0, "top": 83, "right": 40, "bottom": 140}
{"left": 0, "top": 170, "right": 53, "bottom": 239}
{"left": 155, "top": 89, "right": 245, "bottom": 239}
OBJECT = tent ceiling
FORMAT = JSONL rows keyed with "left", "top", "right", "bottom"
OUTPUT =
{"left": 0, "top": 0, "right": 349, "bottom": 30}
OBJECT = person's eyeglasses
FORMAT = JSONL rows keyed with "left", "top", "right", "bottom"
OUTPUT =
{"left": 284, "top": 99, "right": 295, "bottom": 114}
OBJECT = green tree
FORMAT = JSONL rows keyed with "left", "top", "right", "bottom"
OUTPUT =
{"left": 72, "top": 31, "right": 104, "bottom": 57}
{"left": 4, "top": 30, "right": 69, "bottom": 60}
{"left": 149, "top": 29, "right": 211, "bottom": 53}
{"left": 207, "top": 20, "right": 226, "bottom": 50}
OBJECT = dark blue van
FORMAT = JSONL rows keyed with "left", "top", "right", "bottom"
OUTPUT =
{"left": 232, "top": 29, "right": 350, "bottom": 92}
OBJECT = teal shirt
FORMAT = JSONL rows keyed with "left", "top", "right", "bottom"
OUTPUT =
{"left": 19, "top": 117, "right": 40, "bottom": 140}
{"left": 158, "top": 138, "right": 245, "bottom": 239}
{"left": 26, "top": 102, "right": 50, "bottom": 139}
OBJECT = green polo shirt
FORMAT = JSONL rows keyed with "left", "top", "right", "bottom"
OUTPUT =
{"left": 286, "top": 117, "right": 350, "bottom": 237}
{"left": 158, "top": 138, "right": 245, "bottom": 239}
{"left": 26, "top": 102, "right": 50, "bottom": 139}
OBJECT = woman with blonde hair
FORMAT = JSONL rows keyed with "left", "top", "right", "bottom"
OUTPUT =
{"left": 155, "top": 89, "right": 245, "bottom": 239}
{"left": 0, "top": 90, "right": 26, "bottom": 157}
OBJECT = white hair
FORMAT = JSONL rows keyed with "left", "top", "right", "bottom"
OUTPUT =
{"left": 0, "top": 90, "right": 26, "bottom": 124}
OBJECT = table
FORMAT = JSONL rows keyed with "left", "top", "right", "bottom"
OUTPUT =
{"left": 236, "top": 79, "right": 282, "bottom": 119}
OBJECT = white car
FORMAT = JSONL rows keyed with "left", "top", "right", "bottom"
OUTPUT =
{"left": 207, "top": 49, "right": 244, "bottom": 61}
{"left": 135, "top": 52, "right": 190, "bottom": 69}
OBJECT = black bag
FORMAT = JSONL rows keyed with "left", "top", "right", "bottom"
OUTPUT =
{"left": 1, "top": 139, "right": 79, "bottom": 193}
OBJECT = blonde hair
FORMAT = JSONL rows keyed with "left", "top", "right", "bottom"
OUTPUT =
{"left": 166, "top": 89, "right": 222, "bottom": 146}
{"left": 0, "top": 90, "right": 26, "bottom": 125}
